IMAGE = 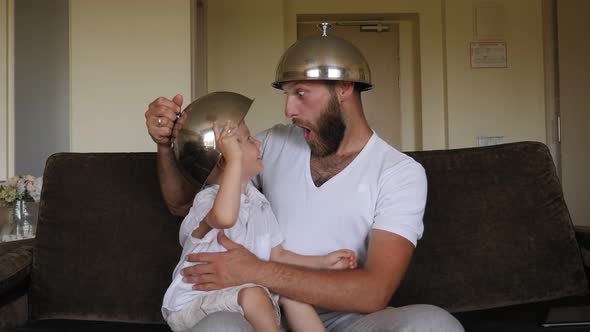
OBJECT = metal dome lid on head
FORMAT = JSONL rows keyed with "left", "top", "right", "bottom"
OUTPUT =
{"left": 272, "top": 22, "right": 373, "bottom": 91}
{"left": 173, "top": 91, "right": 253, "bottom": 188}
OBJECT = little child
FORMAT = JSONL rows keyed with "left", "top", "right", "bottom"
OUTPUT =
{"left": 162, "top": 119, "right": 357, "bottom": 332}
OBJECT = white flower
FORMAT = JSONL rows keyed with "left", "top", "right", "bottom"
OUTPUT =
{"left": 34, "top": 177, "right": 42, "bottom": 193}
{"left": 32, "top": 177, "right": 43, "bottom": 202}
{"left": 1, "top": 174, "right": 42, "bottom": 205}
{"left": 7, "top": 176, "right": 18, "bottom": 187}
{"left": 16, "top": 179, "right": 26, "bottom": 195}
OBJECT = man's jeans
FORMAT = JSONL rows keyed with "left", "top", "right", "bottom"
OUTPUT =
{"left": 190, "top": 304, "right": 464, "bottom": 332}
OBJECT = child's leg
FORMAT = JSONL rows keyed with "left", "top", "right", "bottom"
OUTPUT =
{"left": 280, "top": 297, "right": 326, "bottom": 332}
{"left": 238, "top": 286, "right": 280, "bottom": 332}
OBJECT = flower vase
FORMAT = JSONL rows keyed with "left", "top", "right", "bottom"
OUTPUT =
{"left": 0, "top": 200, "right": 38, "bottom": 241}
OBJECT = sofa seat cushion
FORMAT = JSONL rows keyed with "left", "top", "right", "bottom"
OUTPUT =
{"left": 8, "top": 319, "right": 171, "bottom": 332}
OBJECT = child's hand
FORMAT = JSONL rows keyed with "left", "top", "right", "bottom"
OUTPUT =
{"left": 322, "top": 249, "right": 357, "bottom": 270}
{"left": 213, "top": 120, "right": 242, "bottom": 163}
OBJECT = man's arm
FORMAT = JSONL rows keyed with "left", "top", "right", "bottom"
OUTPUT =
{"left": 258, "top": 229, "right": 412, "bottom": 313}
{"left": 156, "top": 144, "right": 198, "bottom": 216}
{"left": 145, "top": 95, "right": 198, "bottom": 216}
{"left": 185, "top": 229, "right": 413, "bottom": 313}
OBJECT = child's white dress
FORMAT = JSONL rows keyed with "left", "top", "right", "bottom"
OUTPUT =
{"left": 162, "top": 183, "right": 283, "bottom": 331}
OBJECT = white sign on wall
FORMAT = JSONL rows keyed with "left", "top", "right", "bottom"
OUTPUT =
{"left": 470, "top": 41, "right": 507, "bottom": 68}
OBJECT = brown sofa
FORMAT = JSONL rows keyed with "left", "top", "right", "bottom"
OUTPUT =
{"left": 1, "top": 142, "right": 588, "bottom": 331}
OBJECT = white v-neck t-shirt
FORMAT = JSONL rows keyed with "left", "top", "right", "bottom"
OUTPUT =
{"left": 253, "top": 124, "right": 426, "bottom": 265}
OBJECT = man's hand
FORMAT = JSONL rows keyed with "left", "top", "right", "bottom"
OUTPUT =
{"left": 144, "top": 94, "right": 185, "bottom": 147}
{"left": 182, "top": 231, "right": 262, "bottom": 291}
{"left": 323, "top": 249, "right": 357, "bottom": 270}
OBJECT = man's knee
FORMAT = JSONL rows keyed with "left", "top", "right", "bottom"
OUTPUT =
{"left": 385, "top": 304, "right": 464, "bottom": 332}
{"left": 405, "top": 304, "right": 464, "bottom": 331}
{"left": 345, "top": 304, "right": 464, "bottom": 332}
{"left": 191, "top": 311, "right": 254, "bottom": 332}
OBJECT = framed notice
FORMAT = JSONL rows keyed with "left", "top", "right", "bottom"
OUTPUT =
{"left": 470, "top": 41, "right": 507, "bottom": 68}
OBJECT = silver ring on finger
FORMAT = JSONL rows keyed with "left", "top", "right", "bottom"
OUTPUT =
{"left": 157, "top": 117, "right": 162, "bottom": 128}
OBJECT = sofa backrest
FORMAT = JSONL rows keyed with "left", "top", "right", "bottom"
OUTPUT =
{"left": 31, "top": 153, "right": 181, "bottom": 323}
{"left": 31, "top": 142, "right": 588, "bottom": 322}
{"left": 393, "top": 142, "right": 588, "bottom": 312}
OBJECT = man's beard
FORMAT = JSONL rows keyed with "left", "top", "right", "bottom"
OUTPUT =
{"left": 295, "top": 93, "right": 346, "bottom": 157}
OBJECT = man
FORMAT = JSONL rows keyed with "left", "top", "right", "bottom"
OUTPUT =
{"left": 145, "top": 25, "right": 463, "bottom": 331}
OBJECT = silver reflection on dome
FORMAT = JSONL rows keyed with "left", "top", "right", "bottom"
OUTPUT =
{"left": 174, "top": 91, "right": 253, "bottom": 188}
{"left": 272, "top": 22, "right": 372, "bottom": 91}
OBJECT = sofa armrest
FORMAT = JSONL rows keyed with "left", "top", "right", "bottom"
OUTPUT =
{"left": 0, "top": 240, "right": 34, "bottom": 298}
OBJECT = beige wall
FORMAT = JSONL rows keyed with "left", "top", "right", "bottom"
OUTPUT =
{"left": 69, "top": 0, "right": 191, "bottom": 152}
{"left": 445, "top": 0, "right": 546, "bottom": 148}
{"left": 399, "top": 21, "right": 422, "bottom": 151}
{"left": 558, "top": 0, "right": 590, "bottom": 226}
{"left": 4, "top": 0, "right": 552, "bottom": 166}
{"left": 207, "top": 0, "right": 548, "bottom": 151}
{"left": 8, "top": 0, "right": 585, "bottom": 224}
{"left": 5, "top": 0, "right": 584, "bottom": 222}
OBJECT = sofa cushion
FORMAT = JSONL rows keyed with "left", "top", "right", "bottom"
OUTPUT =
{"left": 0, "top": 241, "right": 34, "bottom": 297}
{"left": 392, "top": 142, "right": 588, "bottom": 312}
{"left": 30, "top": 153, "right": 182, "bottom": 324}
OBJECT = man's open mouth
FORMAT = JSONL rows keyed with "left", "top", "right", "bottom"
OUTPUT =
{"left": 294, "top": 122, "right": 313, "bottom": 141}
{"left": 303, "top": 128, "right": 314, "bottom": 141}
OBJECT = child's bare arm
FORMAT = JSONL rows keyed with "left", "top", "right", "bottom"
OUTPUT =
{"left": 270, "top": 245, "right": 357, "bottom": 270}
{"left": 203, "top": 120, "right": 242, "bottom": 229}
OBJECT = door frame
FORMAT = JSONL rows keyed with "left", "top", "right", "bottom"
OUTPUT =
{"left": 0, "top": 0, "right": 14, "bottom": 181}
{"left": 191, "top": 0, "right": 207, "bottom": 100}
{"left": 542, "top": 0, "right": 561, "bottom": 176}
